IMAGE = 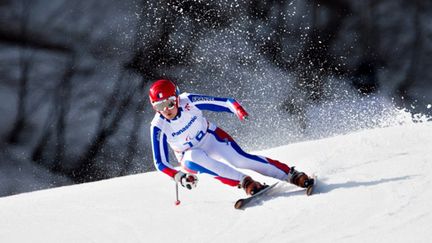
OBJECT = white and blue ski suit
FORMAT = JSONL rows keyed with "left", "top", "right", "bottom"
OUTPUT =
{"left": 150, "top": 93, "right": 291, "bottom": 187}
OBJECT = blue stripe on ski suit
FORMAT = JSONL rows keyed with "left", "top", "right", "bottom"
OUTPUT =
{"left": 183, "top": 160, "right": 218, "bottom": 176}
{"left": 151, "top": 125, "right": 177, "bottom": 177}
{"left": 207, "top": 128, "right": 269, "bottom": 165}
{"left": 187, "top": 94, "right": 237, "bottom": 113}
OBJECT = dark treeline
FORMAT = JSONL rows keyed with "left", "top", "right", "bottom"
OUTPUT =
{"left": 0, "top": 0, "right": 431, "bottom": 196}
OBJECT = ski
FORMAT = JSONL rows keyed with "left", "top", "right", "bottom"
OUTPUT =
{"left": 234, "top": 182, "right": 279, "bottom": 210}
{"left": 234, "top": 175, "right": 317, "bottom": 209}
{"left": 306, "top": 175, "right": 317, "bottom": 196}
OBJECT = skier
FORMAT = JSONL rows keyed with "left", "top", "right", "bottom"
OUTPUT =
{"left": 149, "top": 79, "right": 313, "bottom": 196}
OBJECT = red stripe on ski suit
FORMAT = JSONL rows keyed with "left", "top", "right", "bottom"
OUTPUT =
{"left": 162, "top": 167, "right": 178, "bottom": 178}
{"left": 215, "top": 176, "right": 240, "bottom": 187}
{"left": 265, "top": 157, "right": 291, "bottom": 174}
{"left": 214, "top": 127, "right": 234, "bottom": 142}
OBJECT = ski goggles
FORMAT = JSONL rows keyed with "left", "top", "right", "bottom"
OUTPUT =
{"left": 152, "top": 96, "right": 177, "bottom": 112}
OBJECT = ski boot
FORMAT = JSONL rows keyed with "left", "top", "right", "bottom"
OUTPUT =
{"left": 287, "top": 167, "right": 314, "bottom": 188}
{"left": 241, "top": 176, "right": 265, "bottom": 195}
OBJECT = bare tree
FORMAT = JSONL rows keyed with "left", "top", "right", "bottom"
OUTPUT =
{"left": 5, "top": 0, "right": 76, "bottom": 145}
{"left": 297, "top": 0, "right": 351, "bottom": 101}
{"left": 31, "top": 110, "right": 54, "bottom": 164}
{"left": 0, "top": 0, "right": 72, "bottom": 53}
{"left": 70, "top": 69, "right": 139, "bottom": 183}
{"left": 127, "top": 0, "right": 231, "bottom": 77}
{"left": 127, "top": 1, "right": 177, "bottom": 77}
{"left": 6, "top": 0, "right": 32, "bottom": 144}
{"left": 52, "top": 55, "right": 76, "bottom": 171}
{"left": 7, "top": 50, "right": 33, "bottom": 144}
{"left": 249, "top": 0, "right": 350, "bottom": 99}
{"left": 396, "top": 0, "right": 422, "bottom": 104}
{"left": 351, "top": 0, "right": 380, "bottom": 95}
{"left": 120, "top": 77, "right": 147, "bottom": 176}
{"left": 30, "top": 54, "right": 75, "bottom": 170}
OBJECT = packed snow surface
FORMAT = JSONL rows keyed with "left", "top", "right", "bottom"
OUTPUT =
{"left": 1, "top": 122, "right": 432, "bottom": 243}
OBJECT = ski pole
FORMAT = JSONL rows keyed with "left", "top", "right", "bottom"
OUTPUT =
{"left": 175, "top": 182, "right": 181, "bottom": 206}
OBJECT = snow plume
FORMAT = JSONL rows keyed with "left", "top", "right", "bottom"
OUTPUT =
{"left": 162, "top": 22, "right": 430, "bottom": 150}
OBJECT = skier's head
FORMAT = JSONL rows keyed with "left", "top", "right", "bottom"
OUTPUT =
{"left": 149, "top": 79, "right": 180, "bottom": 119}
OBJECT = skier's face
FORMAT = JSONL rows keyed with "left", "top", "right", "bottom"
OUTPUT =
{"left": 152, "top": 96, "right": 178, "bottom": 120}
{"left": 159, "top": 105, "right": 178, "bottom": 120}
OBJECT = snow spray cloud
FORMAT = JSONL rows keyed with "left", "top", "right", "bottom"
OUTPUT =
{"left": 151, "top": 0, "right": 431, "bottom": 150}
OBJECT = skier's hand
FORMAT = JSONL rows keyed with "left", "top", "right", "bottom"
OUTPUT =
{"left": 174, "top": 171, "right": 198, "bottom": 190}
{"left": 232, "top": 101, "right": 249, "bottom": 121}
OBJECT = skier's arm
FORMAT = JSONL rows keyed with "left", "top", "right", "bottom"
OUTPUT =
{"left": 186, "top": 93, "right": 249, "bottom": 120}
{"left": 150, "top": 125, "right": 178, "bottom": 178}
{"left": 150, "top": 124, "right": 199, "bottom": 189}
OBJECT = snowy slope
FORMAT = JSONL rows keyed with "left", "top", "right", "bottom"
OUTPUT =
{"left": 1, "top": 122, "right": 432, "bottom": 243}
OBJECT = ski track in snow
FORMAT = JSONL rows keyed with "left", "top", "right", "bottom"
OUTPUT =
{"left": 0, "top": 122, "right": 432, "bottom": 243}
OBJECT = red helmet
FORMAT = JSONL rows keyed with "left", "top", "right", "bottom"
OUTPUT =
{"left": 149, "top": 79, "right": 179, "bottom": 103}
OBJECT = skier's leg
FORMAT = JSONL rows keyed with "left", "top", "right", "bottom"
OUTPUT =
{"left": 204, "top": 126, "right": 313, "bottom": 187}
{"left": 180, "top": 148, "right": 246, "bottom": 187}
{"left": 203, "top": 125, "right": 291, "bottom": 181}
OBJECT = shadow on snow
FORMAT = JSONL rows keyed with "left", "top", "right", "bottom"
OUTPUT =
{"left": 243, "top": 175, "right": 416, "bottom": 209}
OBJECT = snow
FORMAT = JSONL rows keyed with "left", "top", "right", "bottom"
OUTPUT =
{"left": 1, "top": 121, "right": 432, "bottom": 243}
